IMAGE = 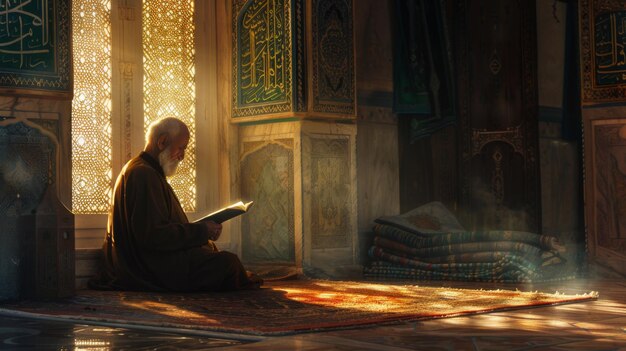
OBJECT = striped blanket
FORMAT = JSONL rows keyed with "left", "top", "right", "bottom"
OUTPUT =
{"left": 366, "top": 203, "right": 567, "bottom": 283}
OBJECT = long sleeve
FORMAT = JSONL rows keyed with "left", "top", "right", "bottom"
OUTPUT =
{"left": 125, "top": 165, "right": 209, "bottom": 252}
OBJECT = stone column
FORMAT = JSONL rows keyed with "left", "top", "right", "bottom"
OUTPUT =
{"left": 231, "top": 0, "right": 358, "bottom": 277}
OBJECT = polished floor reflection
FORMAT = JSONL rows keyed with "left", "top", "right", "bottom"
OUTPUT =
{"left": 0, "top": 317, "right": 247, "bottom": 350}
{"left": 1, "top": 278, "right": 626, "bottom": 350}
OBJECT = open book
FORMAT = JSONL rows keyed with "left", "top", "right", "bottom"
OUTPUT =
{"left": 194, "top": 201, "right": 254, "bottom": 224}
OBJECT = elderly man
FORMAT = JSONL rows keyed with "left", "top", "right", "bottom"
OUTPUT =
{"left": 90, "top": 117, "right": 262, "bottom": 291}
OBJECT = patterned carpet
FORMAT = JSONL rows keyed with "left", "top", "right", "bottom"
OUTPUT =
{"left": 0, "top": 279, "right": 598, "bottom": 336}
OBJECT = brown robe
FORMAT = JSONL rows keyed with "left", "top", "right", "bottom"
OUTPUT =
{"left": 90, "top": 152, "right": 258, "bottom": 292}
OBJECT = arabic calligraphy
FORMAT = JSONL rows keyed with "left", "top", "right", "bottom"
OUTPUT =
{"left": 238, "top": 0, "right": 288, "bottom": 106}
{"left": 595, "top": 11, "right": 626, "bottom": 85}
{"left": 0, "top": 0, "right": 54, "bottom": 71}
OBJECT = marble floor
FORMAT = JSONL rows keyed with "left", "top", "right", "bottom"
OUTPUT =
{"left": 1, "top": 278, "right": 625, "bottom": 350}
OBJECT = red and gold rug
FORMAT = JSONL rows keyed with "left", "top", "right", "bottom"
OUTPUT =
{"left": 0, "top": 279, "right": 597, "bottom": 336}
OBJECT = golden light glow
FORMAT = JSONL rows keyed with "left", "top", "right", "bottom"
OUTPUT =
{"left": 73, "top": 337, "right": 110, "bottom": 350}
{"left": 143, "top": 0, "right": 197, "bottom": 212}
{"left": 437, "top": 290, "right": 463, "bottom": 297}
{"left": 72, "top": 0, "right": 198, "bottom": 213}
{"left": 122, "top": 300, "right": 216, "bottom": 322}
{"left": 71, "top": 0, "right": 113, "bottom": 213}
{"left": 272, "top": 281, "right": 598, "bottom": 315}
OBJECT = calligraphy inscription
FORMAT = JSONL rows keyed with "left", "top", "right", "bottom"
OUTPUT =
{"left": 238, "top": 0, "right": 288, "bottom": 106}
{"left": 595, "top": 11, "right": 626, "bottom": 85}
{"left": 0, "top": 0, "right": 53, "bottom": 71}
{"left": 0, "top": 0, "right": 71, "bottom": 94}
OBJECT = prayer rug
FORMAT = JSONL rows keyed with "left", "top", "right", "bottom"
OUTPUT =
{"left": 0, "top": 279, "right": 597, "bottom": 336}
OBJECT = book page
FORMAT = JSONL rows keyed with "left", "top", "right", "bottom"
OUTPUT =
{"left": 194, "top": 201, "right": 254, "bottom": 224}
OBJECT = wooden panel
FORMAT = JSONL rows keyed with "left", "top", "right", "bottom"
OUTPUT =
{"left": 398, "top": 120, "right": 457, "bottom": 213}
{"left": 455, "top": 0, "right": 540, "bottom": 231}
{"left": 0, "top": 121, "right": 74, "bottom": 299}
{"left": 398, "top": 117, "right": 433, "bottom": 212}
{"left": 354, "top": 0, "right": 393, "bottom": 93}
{"left": 355, "top": 110, "right": 399, "bottom": 264}
{"left": 36, "top": 186, "right": 75, "bottom": 299}
{"left": 430, "top": 126, "right": 458, "bottom": 210}
{"left": 589, "top": 121, "right": 626, "bottom": 273}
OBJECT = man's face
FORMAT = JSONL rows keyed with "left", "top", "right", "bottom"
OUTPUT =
{"left": 167, "top": 131, "right": 190, "bottom": 162}
{"left": 159, "top": 131, "right": 189, "bottom": 177}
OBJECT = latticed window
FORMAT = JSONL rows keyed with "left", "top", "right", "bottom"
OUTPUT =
{"left": 72, "top": 0, "right": 197, "bottom": 214}
{"left": 71, "top": 0, "right": 113, "bottom": 214}
{"left": 143, "top": 0, "right": 196, "bottom": 212}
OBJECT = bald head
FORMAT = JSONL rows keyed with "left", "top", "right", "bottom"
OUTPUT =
{"left": 144, "top": 117, "right": 190, "bottom": 176}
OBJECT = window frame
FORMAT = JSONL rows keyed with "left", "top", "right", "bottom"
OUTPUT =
{"left": 73, "top": 0, "right": 220, "bottom": 249}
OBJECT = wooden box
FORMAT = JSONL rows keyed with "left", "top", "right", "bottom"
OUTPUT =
{"left": 19, "top": 185, "right": 75, "bottom": 299}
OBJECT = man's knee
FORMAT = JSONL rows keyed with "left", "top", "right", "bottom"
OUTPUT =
{"left": 214, "top": 251, "right": 244, "bottom": 270}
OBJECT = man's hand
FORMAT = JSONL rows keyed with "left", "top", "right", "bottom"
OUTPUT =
{"left": 204, "top": 221, "right": 222, "bottom": 241}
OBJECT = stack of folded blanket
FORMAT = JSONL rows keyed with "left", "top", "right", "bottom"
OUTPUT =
{"left": 364, "top": 202, "right": 567, "bottom": 283}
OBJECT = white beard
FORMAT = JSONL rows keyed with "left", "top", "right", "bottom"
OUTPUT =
{"left": 158, "top": 146, "right": 181, "bottom": 177}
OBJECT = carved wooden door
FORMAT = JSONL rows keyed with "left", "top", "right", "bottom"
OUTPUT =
{"left": 579, "top": 0, "right": 626, "bottom": 276}
{"left": 454, "top": 0, "right": 541, "bottom": 232}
